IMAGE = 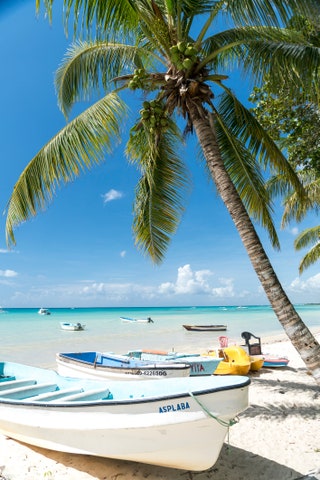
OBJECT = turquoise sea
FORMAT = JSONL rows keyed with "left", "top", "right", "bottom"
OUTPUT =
{"left": 1, "top": 305, "right": 319, "bottom": 369}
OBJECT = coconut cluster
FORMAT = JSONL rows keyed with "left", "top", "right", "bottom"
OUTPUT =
{"left": 169, "top": 42, "right": 198, "bottom": 70}
{"left": 140, "top": 100, "right": 169, "bottom": 133}
{"left": 128, "top": 68, "right": 149, "bottom": 90}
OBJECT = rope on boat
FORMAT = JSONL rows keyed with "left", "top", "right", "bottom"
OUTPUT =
{"left": 188, "top": 391, "right": 238, "bottom": 428}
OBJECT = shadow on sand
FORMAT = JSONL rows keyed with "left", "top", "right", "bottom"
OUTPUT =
{"left": 10, "top": 441, "right": 315, "bottom": 480}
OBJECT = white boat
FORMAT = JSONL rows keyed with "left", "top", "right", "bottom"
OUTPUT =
{"left": 120, "top": 316, "right": 154, "bottom": 323}
{"left": 0, "top": 361, "right": 250, "bottom": 471}
{"left": 126, "top": 349, "right": 222, "bottom": 376}
{"left": 56, "top": 351, "right": 191, "bottom": 380}
{"left": 38, "top": 308, "right": 51, "bottom": 315}
{"left": 60, "top": 322, "right": 85, "bottom": 331}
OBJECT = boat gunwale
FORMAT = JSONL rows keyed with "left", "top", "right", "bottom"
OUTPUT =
{"left": 0, "top": 377, "right": 250, "bottom": 408}
{"left": 57, "top": 353, "right": 191, "bottom": 372}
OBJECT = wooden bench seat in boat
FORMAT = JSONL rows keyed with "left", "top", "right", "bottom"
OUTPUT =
{"left": 0, "top": 379, "right": 37, "bottom": 390}
{"left": 0, "top": 383, "right": 58, "bottom": 399}
{"left": 25, "top": 387, "right": 84, "bottom": 402}
{"left": 51, "top": 388, "right": 110, "bottom": 402}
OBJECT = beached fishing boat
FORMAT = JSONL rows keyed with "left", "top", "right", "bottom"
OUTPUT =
{"left": 126, "top": 349, "right": 222, "bottom": 376}
{"left": 182, "top": 324, "right": 227, "bottom": 332}
{"left": 56, "top": 351, "right": 191, "bottom": 380}
{"left": 0, "top": 361, "right": 250, "bottom": 471}
{"left": 120, "top": 316, "right": 154, "bottom": 323}
{"left": 60, "top": 322, "right": 85, "bottom": 331}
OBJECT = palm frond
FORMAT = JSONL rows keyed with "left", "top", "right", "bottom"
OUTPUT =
{"left": 224, "top": 0, "right": 320, "bottom": 28}
{"left": 274, "top": 173, "right": 320, "bottom": 227}
{"left": 217, "top": 91, "right": 304, "bottom": 193}
{"left": 126, "top": 118, "right": 189, "bottom": 263}
{"left": 55, "top": 41, "right": 158, "bottom": 118}
{"left": 6, "top": 93, "right": 127, "bottom": 246}
{"left": 213, "top": 108, "right": 280, "bottom": 248}
{"left": 294, "top": 227, "right": 320, "bottom": 273}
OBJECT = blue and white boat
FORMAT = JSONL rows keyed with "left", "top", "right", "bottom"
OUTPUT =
{"left": 56, "top": 351, "right": 191, "bottom": 380}
{"left": 60, "top": 322, "right": 85, "bottom": 331}
{"left": 38, "top": 308, "right": 51, "bottom": 315}
{"left": 120, "top": 316, "right": 154, "bottom": 323}
{"left": 0, "top": 361, "right": 250, "bottom": 471}
{"left": 126, "top": 349, "right": 222, "bottom": 376}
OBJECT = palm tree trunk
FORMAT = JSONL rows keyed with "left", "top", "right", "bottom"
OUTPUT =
{"left": 189, "top": 105, "right": 320, "bottom": 385}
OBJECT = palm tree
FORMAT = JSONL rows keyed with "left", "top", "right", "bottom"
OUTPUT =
{"left": 7, "top": 0, "right": 320, "bottom": 383}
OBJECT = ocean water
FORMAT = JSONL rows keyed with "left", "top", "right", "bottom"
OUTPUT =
{"left": 0, "top": 305, "right": 319, "bottom": 368}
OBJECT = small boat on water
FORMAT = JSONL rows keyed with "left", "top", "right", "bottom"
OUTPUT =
{"left": 120, "top": 316, "right": 154, "bottom": 323}
{"left": 126, "top": 349, "right": 222, "bottom": 376}
{"left": 38, "top": 308, "right": 51, "bottom": 315}
{"left": 0, "top": 361, "right": 249, "bottom": 471}
{"left": 60, "top": 322, "right": 85, "bottom": 331}
{"left": 183, "top": 324, "right": 227, "bottom": 332}
{"left": 56, "top": 351, "right": 191, "bottom": 380}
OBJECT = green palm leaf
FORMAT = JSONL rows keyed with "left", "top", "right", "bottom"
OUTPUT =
{"left": 126, "top": 118, "right": 189, "bottom": 263}
{"left": 294, "top": 226, "right": 320, "bottom": 273}
{"left": 55, "top": 40, "right": 149, "bottom": 117}
{"left": 6, "top": 92, "right": 127, "bottom": 246}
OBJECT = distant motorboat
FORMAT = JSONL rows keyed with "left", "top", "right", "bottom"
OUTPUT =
{"left": 183, "top": 324, "right": 227, "bottom": 332}
{"left": 60, "top": 322, "right": 85, "bottom": 331}
{"left": 56, "top": 351, "right": 191, "bottom": 380}
{"left": 120, "top": 316, "right": 154, "bottom": 324}
{"left": 0, "top": 360, "right": 250, "bottom": 471}
{"left": 38, "top": 308, "right": 51, "bottom": 315}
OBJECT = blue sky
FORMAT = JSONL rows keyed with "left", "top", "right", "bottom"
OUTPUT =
{"left": 0, "top": 0, "right": 319, "bottom": 308}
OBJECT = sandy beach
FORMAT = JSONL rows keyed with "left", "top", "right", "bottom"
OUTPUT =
{"left": 0, "top": 329, "right": 319, "bottom": 480}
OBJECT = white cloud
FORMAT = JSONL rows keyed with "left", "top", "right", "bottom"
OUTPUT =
{"left": 289, "top": 273, "right": 320, "bottom": 292}
{"left": 158, "top": 264, "right": 235, "bottom": 298}
{"left": 0, "top": 249, "right": 9, "bottom": 254}
{"left": 0, "top": 269, "right": 18, "bottom": 277}
{"left": 289, "top": 227, "right": 299, "bottom": 235}
{"left": 102, "top": 189, "right": 123, "bottom": 204}
{"left": 120, "top": 250, "right": 126, "bottom": 258}
{"left": 211, "top": 277, "right": 235, "bottom": 298}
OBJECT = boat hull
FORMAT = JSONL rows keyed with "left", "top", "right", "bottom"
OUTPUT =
{"left": 60, "top": 322, "right": 85, "bottom": 331}
{"left": 183, "top": 324, "right": 227, "bottom": 332}
{"left": 127, "top": 350, "right": 221, "bottom": 376}
{"left": 0, "top": 362, "right": 250, "bottom": 471}
{"left": 56, "top": 352, "right": 191, "bottom": 380}
{"left": 262, "top": 356, "right": 289, "bottom": 368}
{"left": 120, "top": 317, "right": 153, "bottom": 323}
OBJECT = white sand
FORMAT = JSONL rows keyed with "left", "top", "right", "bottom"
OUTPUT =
{"left": 0, "top": 330, "right": 319, "bottom": 480}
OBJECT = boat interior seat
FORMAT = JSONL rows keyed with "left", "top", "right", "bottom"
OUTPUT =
{"left": 25, "top": 387, "right": 84, "bottom": 402}
{"left": 241, "top": 331, "right": 262, "bottom": 355}
{"left": 51, "top": 388, "right": 111, "bottom": 403}
{"left": 0, "top": 383, "right": 58, "bottom": 400}
{"left": 0, "top": 378, "right": 36, "bottom": 390}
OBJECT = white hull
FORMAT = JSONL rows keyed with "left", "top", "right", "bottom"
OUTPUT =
{"left": 120, "top": 316, "right": 153, "bottom": 323}
{"left": 56, "top": 355, "right": 190, "bottom": 380}
{"left": 60, "top": 322, "right": 85, "bottom": 331}
{"left": 0, "top": 362, "right": 249, "bottom": 471}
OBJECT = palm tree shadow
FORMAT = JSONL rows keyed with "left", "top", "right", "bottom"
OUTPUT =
{"left": 11, "top": 441, "right": 313, "bottom": 480}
